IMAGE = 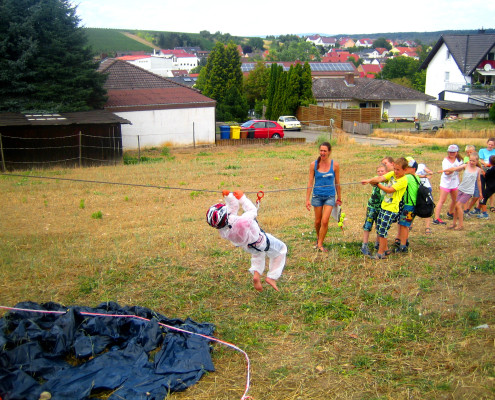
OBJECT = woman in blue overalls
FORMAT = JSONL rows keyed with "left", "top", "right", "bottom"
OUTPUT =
{"left": 305, "top": 142, "right": 342, "bottom": 252}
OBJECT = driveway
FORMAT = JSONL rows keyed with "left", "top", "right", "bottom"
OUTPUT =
{"left": 283, "top": 129, "right": 401, "bottom": 147}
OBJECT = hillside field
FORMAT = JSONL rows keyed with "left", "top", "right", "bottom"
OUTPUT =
{"left": 1, "top": 138, "right": 494, "bottom": 399}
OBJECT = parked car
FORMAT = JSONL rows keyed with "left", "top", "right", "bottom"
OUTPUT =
{"left": 240, "top": 120, "right": 284, "bottom": 139}
{"left": 277, "top": 116, "right": 301, "bottom": 131}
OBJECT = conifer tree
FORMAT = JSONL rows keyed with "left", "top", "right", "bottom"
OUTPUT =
{"left": 197, "top": 41, "right": 247, "bottom": 121}
{"left": 0, "top": 0, "right": 107, "bottom": 112}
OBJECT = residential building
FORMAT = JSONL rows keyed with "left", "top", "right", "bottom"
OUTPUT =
{"left": 419, "top": 33, "right": 495, "bottom": 119}
{"left": 355, "top": 38, "right": 373, "bottom": 48}
{"left": 312, "top": 74, "right": 434, "bottom": 120}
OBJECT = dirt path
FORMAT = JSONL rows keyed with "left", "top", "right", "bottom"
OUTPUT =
{"left": 121, "top": 32, "right": 160, "bottom": 50}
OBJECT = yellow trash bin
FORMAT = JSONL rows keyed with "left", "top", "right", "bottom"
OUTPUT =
{"left": 230, "top": 125, "right": 240, "bottom": 139}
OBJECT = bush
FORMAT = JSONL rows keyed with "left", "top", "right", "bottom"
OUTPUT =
{"left": 489, "top": 103, "right": 495, "bottom": 123}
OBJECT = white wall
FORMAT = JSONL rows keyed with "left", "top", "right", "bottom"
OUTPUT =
{"left": 117, "top": 107, "right": 216, "bottom": 148}
{"left": 443, "top": 91, "right": 469, "bottom": 102}
{"left": 425, "top": 43, "right": 469, "bottom": 99}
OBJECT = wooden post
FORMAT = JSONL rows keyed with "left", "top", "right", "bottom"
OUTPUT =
{"left": 0, "top": 132, "right": 6, "bottom": 172}
{"left": 137, "top": 135, "right": 141, "bottom": 162}
{"left": 79, "top": 131, "right": 82, "bottom": 168}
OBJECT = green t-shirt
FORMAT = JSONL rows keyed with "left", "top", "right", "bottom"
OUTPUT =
{"left": 381, "top": 171, "right": 408, "bottom": 213}
{"left": 367, "top": 185, "right": 384, "bottom": 209}
{"left": 404, "top": 174, "right": 420, "bottom": 206}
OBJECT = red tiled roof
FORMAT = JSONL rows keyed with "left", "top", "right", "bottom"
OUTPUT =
{"left": 98, "top": 59, "right": 215, "bottom": 111}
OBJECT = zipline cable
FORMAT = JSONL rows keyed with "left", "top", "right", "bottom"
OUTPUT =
{"left": 0, "top": 172, "right": 368, "bottom": 194}
{"left": 0, "top": 305, "right": 253, "bottom": 400}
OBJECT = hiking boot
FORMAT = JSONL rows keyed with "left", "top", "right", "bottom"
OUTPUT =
{"left": 447, "top": 212, "right": 454, "bottom": 219}
{"left": 432, "top": 218, "right": 447, "bottom": 225}
{"left": 477, "top": 212, "right": 489, "bottom": 219}
{"left": 469, "top": 208, "right": 481, "bottom": 215}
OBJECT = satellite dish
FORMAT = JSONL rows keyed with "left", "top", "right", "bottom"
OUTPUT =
{"left": 484, "top": 63, "right": 492, "bottom": 71}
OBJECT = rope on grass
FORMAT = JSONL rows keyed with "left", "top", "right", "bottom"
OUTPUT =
{"left": 0, "top": 172, "right": 365, "bottom": 194}
{"left": 0, "top": 305, "right": 253, "bottom": 400}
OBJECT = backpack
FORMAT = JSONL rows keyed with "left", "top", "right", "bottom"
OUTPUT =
{"left": 412, "top": 176, "right": 435, "bottom": 218}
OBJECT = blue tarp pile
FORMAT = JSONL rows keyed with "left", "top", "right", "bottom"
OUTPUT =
{"left": 0, "top": 301, "right": 216, "bottom": 400}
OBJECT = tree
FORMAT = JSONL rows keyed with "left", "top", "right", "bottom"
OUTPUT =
{"left": 244, "top": 61, "right": 269, "bottom": 109}
{"left": 197, "top": 41, "right": 247, "bottom": 121}
{"left": 248, "top": 37, "right": 265, "bottom": 50}
{"left": 372, "top": 37, "right": 392, "bottom": 50}
{"left": 378, "top": 57, "right": 426, "bottom": 92}
{"left": 0, "top": 0, "right": 107, "bottom": 112}
{"left": 489, "top": 103, "right": 495, "bottom": 123}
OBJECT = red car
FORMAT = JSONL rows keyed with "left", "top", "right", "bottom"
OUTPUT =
{"left": 240, "top": 120, "right": 284, "bottom": 139}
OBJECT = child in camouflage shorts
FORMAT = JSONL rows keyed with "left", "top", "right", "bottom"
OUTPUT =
{"left": 361, "top": 163, "right": 387, "bottom": 255}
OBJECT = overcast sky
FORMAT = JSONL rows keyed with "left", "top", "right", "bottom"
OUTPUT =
{"left": 74, "top": 0, "right": 494, "bottom": 37}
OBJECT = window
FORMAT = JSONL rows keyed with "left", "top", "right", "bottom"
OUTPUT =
{"left": 446, "top": 50, "right": 450, "bottom": 60}
{"left": 444, "top": 71, "right": 450, "bottom": 82}
{"left": 267, "top": 122, "right": 277, "bottom": 128}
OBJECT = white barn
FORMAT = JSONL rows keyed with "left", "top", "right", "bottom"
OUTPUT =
{"left": 99, "top": 59, "right": 216, "bottom": 148}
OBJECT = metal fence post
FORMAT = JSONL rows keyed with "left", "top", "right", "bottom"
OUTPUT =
{"left": 79, "top": 131, "right": 82, "bottom": 168}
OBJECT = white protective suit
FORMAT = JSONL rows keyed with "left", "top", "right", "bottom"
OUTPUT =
{"left": 218, "top": 193, "right": 287, "bottom": 280}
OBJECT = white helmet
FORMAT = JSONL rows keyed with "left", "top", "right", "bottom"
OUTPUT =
{"left": 206, "top": 203, "right": 228, "bottom": 229}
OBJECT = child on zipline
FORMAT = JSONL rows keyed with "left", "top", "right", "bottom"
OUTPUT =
{"left": 206, "top": 190, "right": 287, "bottom": 292}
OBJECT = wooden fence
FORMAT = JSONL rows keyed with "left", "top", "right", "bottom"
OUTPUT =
{"left": 296, "top": 104, "right": 381, "bottom": 129}
{"left": 342, "top": 121, "right": 373, "bottom": 135}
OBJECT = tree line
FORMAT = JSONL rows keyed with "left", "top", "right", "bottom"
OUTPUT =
{"left": 196, "top": 43, "right": 315, "bottom": 122}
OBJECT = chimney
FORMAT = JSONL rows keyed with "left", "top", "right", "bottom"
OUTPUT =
{"left": 345, "top": 73, "right": 355, "bottom": 85}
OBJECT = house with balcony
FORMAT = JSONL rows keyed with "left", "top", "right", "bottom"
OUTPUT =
{"left": 419, "top": 33, "right": 495, "bottom": 119}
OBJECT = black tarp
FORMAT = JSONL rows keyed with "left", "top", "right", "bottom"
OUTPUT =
{"left": 0, "top": 301, "right": 216, "bottom": 400}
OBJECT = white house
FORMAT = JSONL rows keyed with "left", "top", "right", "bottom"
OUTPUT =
{"left": 355, "top": 38, "right": 373, "bottom": 48}
{"left": 158, "top": 49, "right": 199, "bottom": 72}
{"left": 419, "top": 33, "right": 495, "bottom": 119}
{"left": 98, "top": 59, "right": 216, "bottom": 148}
{"left": 116, "top": 55, "right": 175, "bottom": 77}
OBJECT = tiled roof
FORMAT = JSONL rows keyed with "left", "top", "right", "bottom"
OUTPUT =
{"left": 420, "top": 34, "right": 495, "bottom": 75}
{"left": 98, "top": 59, "right": 215, "bottom": 110}
{"left": 428, "top": 100, "right": 490, "bottom": 112}
{"left": 313, "top": 78, "right": 434, "bottom": 101}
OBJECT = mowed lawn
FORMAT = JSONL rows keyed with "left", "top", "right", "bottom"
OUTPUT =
{"left": 1, "top": 139, "right": 494, "bottom": 399}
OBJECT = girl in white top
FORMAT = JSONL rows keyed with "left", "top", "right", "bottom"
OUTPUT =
{"left": 433, "top": 144, "right": 464, "bottom": 224}
{"left": 439, "top": 152, "right": 483, "bottom": 230}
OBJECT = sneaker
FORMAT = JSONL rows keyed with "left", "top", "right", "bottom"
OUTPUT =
{"left": 374, "top": 242, "right": 379, "bottom": 250}
{"left": 463, "top": 210, "right": 470, "bottom": 218}
{"left": 433, "top": 218, "right": 447, "bottom": 225}
{"left": 361, "top": 246, "right": 371, "bottom": 256}
{"left": 394, "top": 246, "right": 409, "bottom": 254}
{"left": 477, "top": 212, "right": 489, "bottom": 219}
{"left": 447, "top": 212, "right": 454, "bottom": 219}
{"left": 469, "top": 208, "right": 481, "bottom": 215}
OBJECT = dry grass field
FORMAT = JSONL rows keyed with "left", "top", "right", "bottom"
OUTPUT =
{"left": 1, "top": 133, "right": 494, "bottom": 399}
